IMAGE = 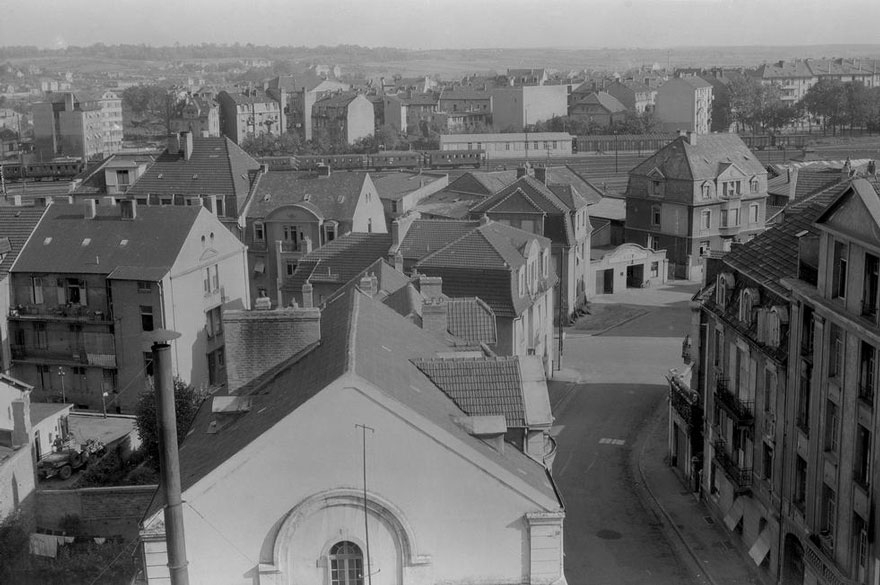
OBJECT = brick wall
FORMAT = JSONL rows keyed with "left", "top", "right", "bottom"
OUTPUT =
{"left": 35, "top": 484, "right": 157, "bottom": 540}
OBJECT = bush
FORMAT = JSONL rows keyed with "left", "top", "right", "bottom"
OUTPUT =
{"left": 135, "top": 378, "right": 206, "bottom": 466}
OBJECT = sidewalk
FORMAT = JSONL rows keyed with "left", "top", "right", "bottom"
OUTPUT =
{"left": 632, "top": 401, "right": 774, "bottom": 585}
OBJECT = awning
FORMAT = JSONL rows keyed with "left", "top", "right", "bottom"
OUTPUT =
{"left": 723, "top": 497, "right": 745, "bottom": 531}
{"left": 253, "top": 260, "right": 265, "bottom": 274}
{"left": 748, "top": 525, "right": 772, "bottom": 566}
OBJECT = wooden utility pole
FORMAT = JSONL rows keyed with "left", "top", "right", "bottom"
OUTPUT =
{"left": 355, "top": 423, "right": 375, "bottom": 585}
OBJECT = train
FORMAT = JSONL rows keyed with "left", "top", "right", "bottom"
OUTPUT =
{"left": 258, "top": 150, "right": 486, "bottom": 172}
{"left": 739, "top": 134, "right": 809, "bottom": 150}
{"left": 0, "top": 159, "right": 86, "bottom": 182}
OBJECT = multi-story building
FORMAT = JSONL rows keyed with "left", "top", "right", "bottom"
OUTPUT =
{"left": 169, "top": 94, "right": 220, "bottom": 138}
{"left": 490, "top": 85, "right": 570, "bottom": 131}
{"left": 624, "top": 132, "right": 768, "bottom": 280}
{"left": 505, "top": 68, "right": 549, "bottom": 86}
{"left": 245, "top": 167, "right": 387, "bottom": 306}
{"left": 97, "top": 90, "right": 123, "bottom": 155}
{"left": 32, "top": 92, "right": 105, "bottom": 160}
{"left": 372, "top": 170, "right": 448, "bottom": 219}
{"left": 217, "top": 88, "right": 284, "bottom": 145}
{"left": 655, "top": 76, "right": 713, "bottom": 135}
{"left": 470, "top": 166, "right": 596, "bottom": 319}
{"left": 8, "top": 201, "right": 249, "bottom": 411}
{"left": 266, "top": 74, "right": 350, "bottom": 140}
{"left": 311, "top": 92, "right": 374, "bottom": 145}
{"left": 381, "top": 92, "right": 439, "bottom": 134}
{"left": 438, "top": 88, "right": 493, "bottom": 127}
{"left": 753, "top": 60, "right": 817, "bottom": 104}
{"left": 604, "top": 79, "right": 657, "bottom": 114}
{"left": 568, "top": 91, "right": 628, "bottom": 128}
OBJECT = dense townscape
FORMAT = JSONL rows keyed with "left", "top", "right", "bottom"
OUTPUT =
{"left": 1, "top": 38, "right": 880, "bottom": 585}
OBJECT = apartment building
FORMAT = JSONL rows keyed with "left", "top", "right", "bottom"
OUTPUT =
{"left": 32, "top": 92, "right": 105, "bottom": 160}
{"left": 655, "top": 77, "right": 713, "bottom": 135}
{"left": 217, "top": 88, "right": 284, "bottom": 145}
{"left": 311, "top": 92, "right": 374, "bottom": 145}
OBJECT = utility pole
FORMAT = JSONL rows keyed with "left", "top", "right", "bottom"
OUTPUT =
{"left": 355, "top": 423, "right": 375, "bottom": 585}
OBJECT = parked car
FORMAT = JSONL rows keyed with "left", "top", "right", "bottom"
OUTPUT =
{"left": 38, "top": 438, "right": 106, "bottom": 480}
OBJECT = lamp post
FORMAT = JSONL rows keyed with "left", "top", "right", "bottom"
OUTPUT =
{"left": 101, "top": 392, "right": 108, "bottom": 419}
{"left": 58, "top": 367, "right": 66, "bottom": 404}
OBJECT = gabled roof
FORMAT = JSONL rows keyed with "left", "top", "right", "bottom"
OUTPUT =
{"left": 723, "top": 181, "right": 849, "bottom": 297}
{"left": 629, "top": 134, "right": 765, "bottom": 182}
{"left": 218, "top": 89, "right": 279, "bottom": 106}
{"left": 446, "top": 297, "right": 497, "bottom": 345}
{"left": 572, "top": 91, "right": 627, "bottom": 114}
{"left": 445, "top": 171, "right": 518, "bottom": 197}
{"left": 412, "top": 356, "right": 527, "bottom": 427}
{"left": 371, "top": 171, "right": 446, "bottom": 201}
{"left": 767, "top": 168, "right": 846, "bottom": 203}
{"left": 145, "top": 289, "right": 560, "bottom": 518}
{"left": 314, "top": 92, "right": 362, "bottom": 108}
{"left": 396, "top": 218, "right": 481, "bottom": 262}
{"left": 0, "top": 206, "right": 46, "bottom": 279}
{"left": 126, "top": 137, "right": 260, "bottom": 211}
{"left": 12, "top": 203, "right": 201, "bottom": 276}
{"left": 249, "top": 171, "right": 371, "bottom": 221}
{"left": 285, "top": 232, "right": 393, "bottom": 294}
{"left": 540, "top": 166, "right": 602, "bottom": 205}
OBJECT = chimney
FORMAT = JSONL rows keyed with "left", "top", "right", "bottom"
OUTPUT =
{"left": 419, "top": 274, "right": 443, "bottom": 300}
{"left": 223, "top": 306, "right": 321, "bottom": 392}
{"left": 302, "top": 283, "right": 314, "bottom": 308}
{"left": 84, "top": 198, "right": 97, "bottom": 219}
{"left": 868, "top": 160, "right": 876, "bottom": 176}
{"left": 393, "top": 251, "right": 404, "bottom": 272}
{"left": 12, "top": 195, "right": 21, "bottom": 206}
{"left": 183, "top": 131, "right": 194, "bottom": 161}
{"left": 422, "top": 297, "right": 448, "bottom": 338}
{"left": 479, "top": 214, "right": 491, "bottom": 226}
{"left": 686, "top": 131, "right": 697, "bottom": 145}
{"left": 533, "top": 166, "right": 547, "bottom": 184}
{"left": 359, "top": 273, "right": 378, "bottom": 297}
{"left": 516, "top": 165, "right": 530, "bottom": 179}
{"left": 453, "top": 414, "right": 507, "bottom": 453}
{"left": 390, "top": 214, "right": 417, "bottom": 248}
{"left": 120, "top": 199, "right": 137, "bottom": 220}
{"left": 167, "top": 133, "right": 181, "bottom": 155}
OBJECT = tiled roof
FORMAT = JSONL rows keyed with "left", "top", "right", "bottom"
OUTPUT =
{"left": 411, "top": 356, "right": 526, "bottom": 427}
{"left": 755, "top": 60, "right": 814, "bottom": 79}
{"left": 126, "top": 137, "right": 260, "bottom": 211}
{"left": 248, "top": 170, "right": 371, "bottom": 221}
{"left": 445, "top": 171, "right": 518, "bottom": 196}
{"left": 723, "top": 181, "right": 849, "bottom": 297}
{"left": 12, "top": 203, "right": 201, "bottom": 276}
{"left": 396, "top": 219, "right": 480, "bottom": 262}
{"left": 767, "top": 168, "right": 846, "bottom": 202}
{"left": 446, "top": 297, "right": 497, "bottom": 345}
{"left": 285, "top": 232, "right": 393, "bottom": 294}
{"left": 314, "top": 92, "right": 360, "bottom": 108}
{"left": 629, "top": 134, "right": 765, "bottom": 182}
{"left": 413, "top": 191, "right": 485, "bottom": 219}
{"left": 573, "top": 91, "right": 627, "bottom": 113}
{"left": 146, "top": 289, "right": 560, "bottom": 518}
{"left": 0, "top": 206, "right": 46, "bottom": 279}
{"left": 541, "top": 166, "right": 603, "bottom": 205}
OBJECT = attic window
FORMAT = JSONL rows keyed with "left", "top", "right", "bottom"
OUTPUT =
{"left": 119, "top": 239, "right": 129, "bottom": 247}
{"left": 192, "top": 174, "right": 199, "bottom": 180}
{"left": 303, "top": 193, "right": 311, "bottom": 201}
{"left": 81, "top": 238, "right": 91, "bottom": 247}
{"left": 43, "top": 237, "right": 52, "bottom": 245}
{"left": 157, "top": 173, "right": 163, "bottom": 179}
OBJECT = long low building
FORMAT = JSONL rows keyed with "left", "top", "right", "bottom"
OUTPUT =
{"left": 440, "top": 132, "right": 573, "bottom": 160}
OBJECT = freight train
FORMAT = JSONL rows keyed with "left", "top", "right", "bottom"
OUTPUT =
{"left": 258, "top": 149, "right": 486, "bottom": 172}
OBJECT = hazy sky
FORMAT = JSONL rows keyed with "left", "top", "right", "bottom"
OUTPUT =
{"left": 4, "top": 0, "right": 880, "bottom": 50}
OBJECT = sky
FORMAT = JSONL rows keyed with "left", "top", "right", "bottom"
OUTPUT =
{"left": 3, "top": 0, "right": 880, "bottom": 50}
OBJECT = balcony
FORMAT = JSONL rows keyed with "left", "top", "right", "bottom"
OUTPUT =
{"left": 9, "top": 304, "right": 112, "bottom": 323}
{"left": 669, "top": 375, "right": 699, "bottom": 424}
{"left": 713, "top": 439, "right": 752, "bottom": 494}
{"left": 11, "top": 344, "right": 116, "bottom": 368}
{"left": 715, "top": 377, "right": 754, "bottom": 426}
{"left": 803, "top": 533, "right": 857, "bottom": 585}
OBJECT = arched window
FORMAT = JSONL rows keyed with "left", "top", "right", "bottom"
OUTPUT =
{"left": 330, "top": 541, "right": 364, "bottom": 585}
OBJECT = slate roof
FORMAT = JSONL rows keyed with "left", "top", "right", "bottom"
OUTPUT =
{"left": 126, "top": 137, "right": 260, "bottom": 213}
{"left": 145, "top": 288, "right": 560, "bottom": 518}
{"left": 248, "top": 170, "right": 371, "bottom": 221}
{"left": 395, "top": 219, "right": 481, "bottom": 262}
{"left": 285, "top": 232, "right": 393, "bottom": 294}
{"left": 0, "top": 206, "right": 46, "bottom": 279}
{"left": 629, "top": 134, "right": 765, "bottom": 182}
{"left": 12, "top": 203, "right": 201, "bottom": 276}
{"left": 723, "top": 181, "right": 849, "bottom": 297}
{"left": 411, "top": 356, "right": 526, "bottom": 427}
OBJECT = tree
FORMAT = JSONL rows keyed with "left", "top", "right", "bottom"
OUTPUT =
{"left": 240, "top": 132, "right": 303, "bottom": 157}
{"left": 726, "top": 76, "right": 764, "bottom": 133}
{"left": 800, "top": 78, "right": 847, "bottom": 134}
{"left": 135, "top": 378, "right": 206, "bottom": 466}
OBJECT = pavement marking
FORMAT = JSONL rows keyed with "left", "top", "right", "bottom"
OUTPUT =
{"left": 599, "top": 438, "right": 626, "bottom": 445}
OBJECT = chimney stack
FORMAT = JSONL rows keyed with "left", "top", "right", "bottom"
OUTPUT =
{"left": 419, "top": 274, "right": 443, "bottom": 300}
{"left": 686, "top": 131, "right": 697, "bottom": 145}
{"left": 421, "top": 297, "right": 448, "bottom": 339}
{"left": 223, "top": 306, "right": 321, "bottom": 392}
{"left": 84, "top": 199, "right": 97, "bottom": 219}
{"left": 183, "top": 131, "right": 194, "bottom": 161}
{"left": 302, "top": 283, "right": 314, "bottom": 308}
{"left": 393, "top": 251, "right": 404, "bottom": 272}
{"left": 534, "top": 166, "right": 547, "bottom": 185}
{"left": 359, "top": 273, "right": 378, "bottom": 297}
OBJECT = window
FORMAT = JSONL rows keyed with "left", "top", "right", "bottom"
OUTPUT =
{"left": 721, "top": 208, "right": 740, "bottom": 228}
{"left": 650, "top": 180, "right": 663, "bottom": 197}
{"left": 206, "top": 306, "right": 223, "bottom": 338}
{"left": 651, "top": 205, "right": 661, "bottom": 227}
{"left": 650, "top": 261, "right": 659, "bottom": 278}
{"left": 829, "top": 324, "right": 843, "bottom": 379}
{"left": 855, "top": 424, "right": 872, "bottom": 487}
{"left": 368, "top": 218, "right": 373, "bottom": 233}
{"left": 701, "top": 182, "right": 711, "bottom": 200}
{"left": 700, "top": 210, "right": 711, "bottom": 231}
{"left": 116, "top": 169, "right": 130, "bottom": 185}
{"left": 749, "top": 204, "right": 759, "bottom": 224}
{"left": 212, "top": 265, "right": 219, "bottom": 291}
{"left": 286, "top": 261, "right": 296, "bottom": 277}
{"left": 144, "top": 352, "right": 154, "bottom": 377}
{"left": 763, "top": 369, "right": 776, "bottom": 414}
{"left": 324, "top": 221, "right": 337, "bottom": 243}
{"left": 62, "top": 278, "right": 85, "bottom": 305}
{"left": 138, "top": 281, "right": 152, "bottom": 294}
{"left": 34, "top": 322, "right": 47, "bottom": 349}
{"left": 750, "top": 177, "right": 759, "bottom": 193}
{"left": 215, "top": 198, "right": 225, "bottom": 216}
{"left": 859, "top": 341, "right": 875, "bottom": 404}
{"left": 140, "top": 305, "right": 154, "bottom": 332}
{"left": 832, "top": 241, "right": 848, "bottom": 299}
{"left": 647, "top": 234, "right": 657, "bottom": 250}
{"left": 542, "top": 248, "right": 550, "bottom": 277}
{"left": 31, "top": 277, "right": 44, "bottom": 304}
{"left": 797, "top": 361, "right": 811, "bottom": 434}
{"left": 329, "top": 541, "right": 363, "bottom": 585}
{"left": 207, "top": 347, "right": 226, "bottom": 386}
{"left": 824, "top": 399, "right": 839, "bottom": 453}
{"left": 821, "top": 485, "right": 836, "bottom": 541}
{"left": 714, "top": 329, "right": 724, "bottom": 367}
{"left": 762, "top": 442, "right": 773, "bottom": 481}
{"left": 739, "top": 289, "right": 754, "bottom": 324}
{"left": 518, "top": 268, "right": 525, "bottom": 296}
{"left": 794, "top": 456, "right": 807, "bottom": 511}
{"left": 863, "top": 253, "right": 879, "bottom": 318}
{"left": 699, "top": 241, "right": 710, "bottom": 256}
{"left": 254, "top": 222, "right": 265, "bottom": 242}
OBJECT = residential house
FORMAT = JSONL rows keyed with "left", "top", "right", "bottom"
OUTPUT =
{"left": 413, "top": 170, "right": 518, "bottom": 219}
{"left": 70, "top": 153, "right": 156, "bottom": 199}
{"left": 382, "top": 92, "right": 439, "bottom": 134}
{"left": 139, "top": 289, "right": 565, "bottom": 585}
{"left": 125, "top": 132, "right": 263, "bottom": 238}
{"left": 0, "top": 108, "right": 23, "bottom": 132}
{"left": 470, "top": 166, "right": 596, "bottom": 318}
{"left": 624, "top": 132, "right": 768, "bottom": 280}
{"left": 0, "top": 373, "right": 36, "bottom": 524}
{"left": 371, "top": 170, "right": 448, "bottom": 219}
{"left": 267, "top": 74, "right": 350, "bottom": 140}
{"left": 568, "top": 92, "right": 628, "bottom": 128}
{"left": 655, "top": 77, "right": 713, "bottom": 135}
{"left": 753, "top": 61, "right": 816, "bottom": 105}
{"left": 605, "top": 79, "right": 656, "bottom": 114}
{"left": 490, "top": 86, "right": 570, "bottom": 132}
{"left": 438, "top": 89, "right": 493, "bottom": 131}
{"left": 217, "top": 88, "right": 284, "bottom": 145}
{"left": 391, "top": 217, "right": 558, "bottom": 373}
{"left": 96, "top": 90, "right": 123, "bottom": 155}
{"left": 169, "top": 94, "right": 220, "bottom": 138}
{"left": 312, "top": 93, "right": 374, "bottom": 145}
{"left": 245, "top": 168, "right": 386, "bottom": 306}
{"left": 8, "top": 201, "right": 250, "bottom": 411}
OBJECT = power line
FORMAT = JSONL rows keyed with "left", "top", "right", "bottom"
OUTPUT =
{"left": 184, "top": 501, "right": 257, "bottom": 566}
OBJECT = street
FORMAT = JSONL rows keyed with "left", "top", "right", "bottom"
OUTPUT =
{"left": 551, "top": 282, "right": 699, "bottom": 585}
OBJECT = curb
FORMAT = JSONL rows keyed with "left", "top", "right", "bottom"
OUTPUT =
{"left": 633, "top": 399, "right": 720, "bottom": 585}
{"left": 567, "top": 307, "right": 650, "bottom": 337}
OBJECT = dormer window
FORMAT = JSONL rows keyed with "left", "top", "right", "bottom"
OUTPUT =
{"left": 253, "top": 221, "right": 265, "bottom": 242}
{"left": 739, "top": 288, "right": 758, "bottom": 324}
{"left": 701, "top": 182, "right": 712, "bottom": 200}
{"left": 750, "top": 177, "right": 760, "bottom": 193}
{"left": 832, "top": 240, "right": 848, "bottom": 300}
{"left": 716, "top": 272, "right": 734, "bottom": 307}
{"left": 518, "top": 267, "right": 526, "bottom": 297}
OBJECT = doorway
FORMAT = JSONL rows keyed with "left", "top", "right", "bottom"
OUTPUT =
{"left": 626, "top": 264, "right": 644, "bottom": 288}
{"left": 782, "top": 533, "right": 804, "bottom": 585}
{"left": 596, "top": 269, "right": 614, "bottom": 294}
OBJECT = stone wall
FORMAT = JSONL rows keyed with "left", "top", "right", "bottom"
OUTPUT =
{"left": 36, "top": 484, "right": 157, "bottom": 540}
